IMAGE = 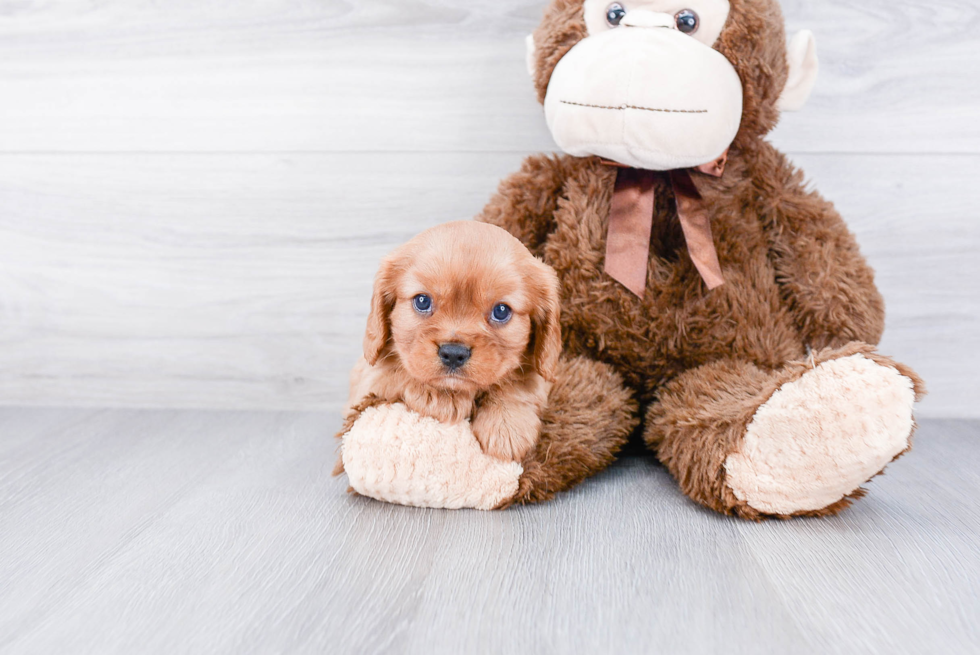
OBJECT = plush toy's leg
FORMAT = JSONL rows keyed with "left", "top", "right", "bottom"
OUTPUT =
{"left": 645, "top": 343, "right": 925, "bottom": 520}
{"left": 499, "top": 356, "right": 639, "bottom": 508}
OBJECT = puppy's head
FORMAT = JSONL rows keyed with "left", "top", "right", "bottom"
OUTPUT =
{"left": 364, "top": 221, "right": 561, "bottom": 392}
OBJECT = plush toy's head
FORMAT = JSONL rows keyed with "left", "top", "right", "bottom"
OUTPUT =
{"left": 526, "top": 0, "right": 818, "bottom": 169}
{"left": 364, "top": 221, "right": 562, "bottom": 390}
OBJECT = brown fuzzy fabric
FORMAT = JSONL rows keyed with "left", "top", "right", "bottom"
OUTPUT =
{"left": 499, "top": 356, "right": 638, "bottom": 508}
{"left": 531, "top": 0, "right": 590, "bottom": 105}
{"left": 481, "top": 148, "right": 880, "bottom": 404}
{"left": 478, "top": 0, "right": 924, "bottom": 518}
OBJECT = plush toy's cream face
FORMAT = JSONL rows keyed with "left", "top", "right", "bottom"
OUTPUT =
{"left": 529, "top": 0, "right": 820, "bottom": 170}
{"left": 544, "top": 0, "right": 742, "bottom": 170}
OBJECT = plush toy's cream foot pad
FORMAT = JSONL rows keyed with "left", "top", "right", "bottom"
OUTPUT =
{"left": 724, "top": 354, "right": 917, "bottom": 515}
{"left": 341, "top": 404, "right": 523, "bottom": 510}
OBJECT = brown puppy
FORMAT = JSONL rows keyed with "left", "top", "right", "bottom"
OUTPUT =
{"left": 346, "top": 221, "right": 562, "bottom": 462}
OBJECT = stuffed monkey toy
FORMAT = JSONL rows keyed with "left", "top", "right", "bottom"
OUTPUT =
{"left": 339, "top": 0, "right": 924, "bottom": 518}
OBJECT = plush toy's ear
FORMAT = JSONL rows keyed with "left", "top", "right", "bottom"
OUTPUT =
{"left": 778, "top": 30, "right": 819, "bottom": 112}
{"left": 529, "top": 260, "right": 562, "bottom": 382}
{"left": 525, "top": 34, "right": 537, "bottom": 78}
{"left": 363, "top": 255, "right": 399, "bottom": 366}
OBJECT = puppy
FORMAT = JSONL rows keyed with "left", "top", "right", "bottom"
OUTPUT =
{"left": 345, "top": 220, "right": 561, "bottom": 462}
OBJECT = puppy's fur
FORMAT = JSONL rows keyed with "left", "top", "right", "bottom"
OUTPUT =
{"left": 346, "top": 221, "right": 561, "bottom": 462}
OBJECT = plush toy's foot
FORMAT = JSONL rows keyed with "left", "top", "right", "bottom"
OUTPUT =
{"left": 338, "top": 356, "right": 637, "bottom": 510}
{"left": 342, "top": 404, "right": 524, "bottom": 510}
{"left": 724, "top": 349, "right": 921, "bottom": 516}
{"left": 647, "top": 343, "right": 925, "bottom": 519}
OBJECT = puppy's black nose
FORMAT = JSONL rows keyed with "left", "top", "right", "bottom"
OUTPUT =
{"left": 438, "top": 343, "right": 471, "bottom": 370}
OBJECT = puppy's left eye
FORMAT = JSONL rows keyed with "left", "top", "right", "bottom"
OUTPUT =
{"left": 490, "top": 303, "right": 512, "bottom": 324}
{"left": 413, "top": 294, "right": 432, "bottom": 314}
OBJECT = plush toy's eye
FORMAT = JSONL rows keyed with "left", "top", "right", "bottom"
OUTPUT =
{"left": 674, "top": 9, "right": 699, "bottom": 34}
{"left": 605, "top": 3, "right": 627, "bottom": 27}
{"left": 412, "top": 294, "right": 432, "bottom": 314}
{"left": 490, "top": 303, "right": 513, "bottom": 324}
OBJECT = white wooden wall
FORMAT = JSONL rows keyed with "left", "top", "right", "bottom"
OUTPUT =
{"left": 0, "top": 0, "right": 977, "bottom": 417}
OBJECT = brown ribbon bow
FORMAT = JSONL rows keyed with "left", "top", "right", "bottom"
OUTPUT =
{"left": 603, "top": 151, "right": 728, "bottom": 297}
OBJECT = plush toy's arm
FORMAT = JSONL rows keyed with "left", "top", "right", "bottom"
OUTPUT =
{"left": 762, "top": 154, "right": 885, "bottom": 350}
{"left": 336, "top": 357, "right": 636, "bottom": 510}
{"left": 476, "top": 153, "right": 570, "bottom": 256}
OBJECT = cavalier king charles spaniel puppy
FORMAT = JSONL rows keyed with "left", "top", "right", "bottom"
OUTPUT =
{"left": 345, "top": 220, "right": 561, "bottom": 462}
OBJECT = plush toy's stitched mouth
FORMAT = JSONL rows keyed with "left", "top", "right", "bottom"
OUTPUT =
{"left": 560, "top": 100, "right": 707, "bottom": 114}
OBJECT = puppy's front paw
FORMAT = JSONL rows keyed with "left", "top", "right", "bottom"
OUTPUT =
{"left": 471, "top": 407, "right": 540, "bottom": 462}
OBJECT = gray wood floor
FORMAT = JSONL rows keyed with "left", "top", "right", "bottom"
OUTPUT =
{"left": 1, "top": 409, "right": 977, "bottom": 654}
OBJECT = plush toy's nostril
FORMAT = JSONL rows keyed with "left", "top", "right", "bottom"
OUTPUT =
{"left": 621, "top": 10, "right": 676, "bottom": 29}
{"left": 438, "top": 343, "right": 472, "bottom": 370}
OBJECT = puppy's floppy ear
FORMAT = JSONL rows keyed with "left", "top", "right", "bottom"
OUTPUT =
{"left": 528, "top": 258, "right": 562, "bottom": 382}
{"left": 363, "top": 253, "right": 400, "bottom": 365}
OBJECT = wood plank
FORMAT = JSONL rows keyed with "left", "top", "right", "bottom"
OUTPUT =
{"left": 0, "top": 409, "right": 976, "bottom": 653}
{"left": 0, "top": 152, "right": 521, "bottom": 412}
{"left": 0, "top": 152, "right": 975, "bottom": 416}
{"left": 0, "top": 0, "right": 975, "bottom": 154}
{"left": 0, "top": 410, "right": 296, "bottom": 646}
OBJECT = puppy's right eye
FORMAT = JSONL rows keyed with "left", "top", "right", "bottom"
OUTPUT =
{"left": 412, "top": 294, "right": 432, "bottom": 314}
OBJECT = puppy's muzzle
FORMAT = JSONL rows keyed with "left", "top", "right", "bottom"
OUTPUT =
{"left": 438, "top": 343, "right": 471, "bottom": 371}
